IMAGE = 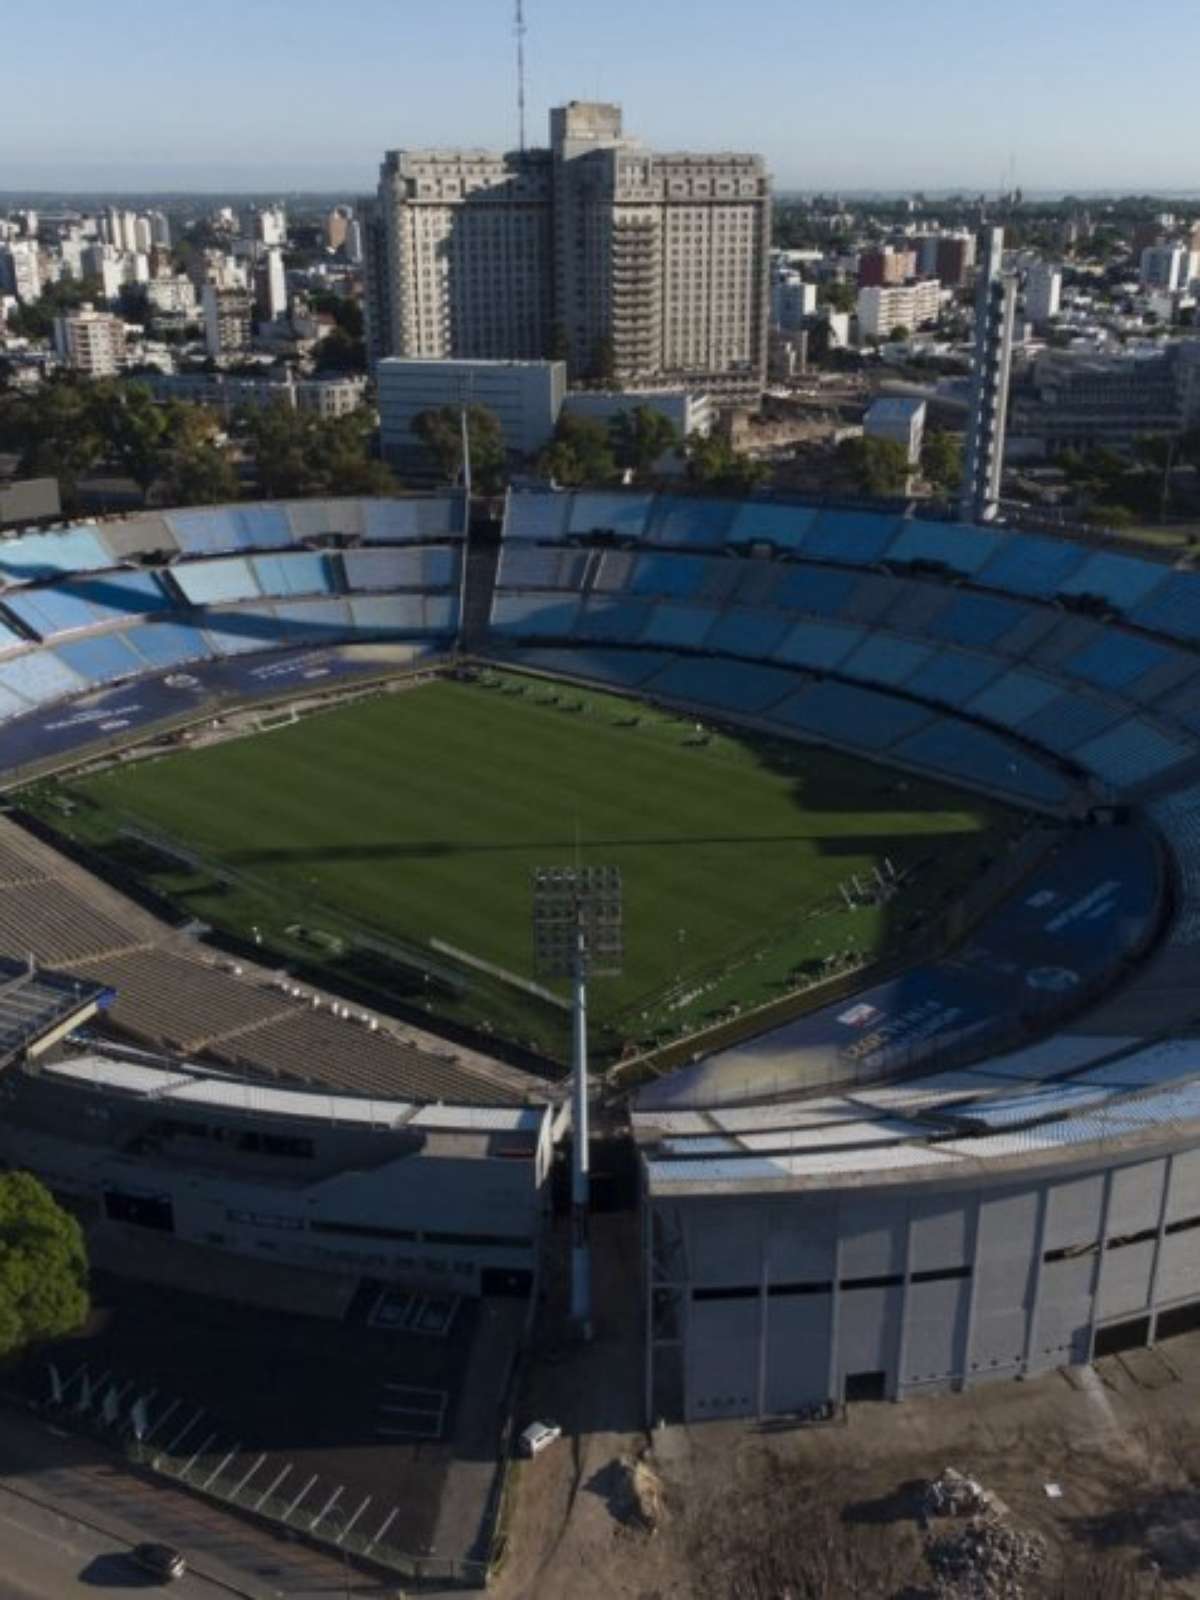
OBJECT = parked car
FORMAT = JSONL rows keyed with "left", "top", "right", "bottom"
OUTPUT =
{"left": 519, "top": 1420, "right": 562, "bottom": 1458}
{"left": 130, "top": 1543, "right": 187, "bottom": 1582}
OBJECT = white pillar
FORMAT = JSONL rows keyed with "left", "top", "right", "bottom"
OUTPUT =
{"left": 570, "top": 929, "right": 592, "bottom": 1338}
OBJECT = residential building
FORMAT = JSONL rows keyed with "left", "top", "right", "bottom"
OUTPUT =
{"left": 344, "top": 219, "right": 364, "bottom": 265}
{"left": 148, "top": 210, "right": 171, "bottom": 249}
{"left": 141, "top": 370, "right": 368, "bottom": 417}
{"left": 935, "top": 232, "right": 977, "bottom": 287}
{"left": 364, "top": 100, "right": 771, "bottom": 397}
{"left": 53, "top": 304, "right": 127, "bottom": 376}
{"left": 144, "top": 276, "right": 197, "bottom": 316}
{"left": 856, "top": 279, "right": 941, "bottom": 339}
{"left": 857, "top": 246, "right": 917, "bottom": 288}
{"left": 241, "top": 204, "right": 287, "bottom": 247}
{"left": 771, "top": 270, "right": 817, "bottom": 330}
{"left": 960, "top": 227, "right": 1017, "bottom": 522}
{"left": 1141, "top": 245, "right": 1189, "bottom": 293}
{"left": 1008, "top": 341, "right": 1200, "bottom": 454}
{"left": 202, "top": 284, "right": 253, "bottom": 356}
{"left": 377, "top": 357, "right": 566, "bottom": 462}
{"left": 326, "top": 206, "right": 352, "bottom": 251}
{"left": 256, "top": 247, "right": 288, "bottom": 322}
{"left": 864, "top": 395, "right": 926, "bottom": 465}
{"left": 1025, "top": 262, "right": 1062, "bottom": 325}
{"left": 561, "top": 387, "right": 713, "bottom": 446}
{"left": 0, "top": 240, "right": 41, "bottom": 303}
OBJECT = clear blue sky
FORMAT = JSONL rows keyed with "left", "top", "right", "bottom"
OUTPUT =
{"left": 3, "top": 0, "right": 1197, "bottom": 194}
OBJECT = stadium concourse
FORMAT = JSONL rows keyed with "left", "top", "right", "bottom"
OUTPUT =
{"left": 2, "top": 490, "right": 1200, "bottom": 1427}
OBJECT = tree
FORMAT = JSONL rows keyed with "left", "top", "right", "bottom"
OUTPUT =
{"left": 0, "top": 1172, "right": 89, "bottom": 1358}
{"left": 158, "top": 402, "right": 240, "bottom": 506}
{"left": 683, "top": 432, "right": 770, "bottom": 492}
{"left": 887, "top": 323, "right": 910, "bottom": 342}
{"left": 835, "top": 435, "right": 911, "bottom": 496}
{"left": 609, "top": 406, "right": 679, "bottom": 481}
{"left": 99, "top": 381, "right": 172, "bottom": 503}
{"left": 818, "top": 280, "right": 857, "bottom": 315}
{"left": 411, "top": 403, "right": 505, "bottom": 491}
{"left": 536, "top": 413, "right": 616, "bottom": 486}
{"left": 921, "top": 430, "right": 963, "bottom": 494}
{"left": 312, "top": 327, "right": 366, "bottom": 373}
{"left": 0, "top": 376, "right": 108, "bottom": 509}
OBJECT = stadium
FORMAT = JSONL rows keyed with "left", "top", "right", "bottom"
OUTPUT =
{"left": 1, "top": 483, "right": 1200, "bottom": 1465}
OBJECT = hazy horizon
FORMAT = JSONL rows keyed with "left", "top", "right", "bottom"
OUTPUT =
{"left": 4, "top": 0, "right": 1199, "bottom": 194}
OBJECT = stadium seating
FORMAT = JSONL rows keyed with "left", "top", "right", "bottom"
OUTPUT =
{"left": 771, "top": 618, "right": 864, "bottom": 670}
{"left": 639, "top": 603, "right": 720, "bottom": 649}
{"left": 902, "top": 647, "right": 1002, "bottom": 707}
{"left": 643, "top": 656, "right": 800, "bottom": 715}
{"left": 269, "top": 599, "right": 354, "bottom": 639}
{"left": 67, "top": 570, "right": 173, "bottom": 623}
{"left": 892, "top": 720, "right": 1071, "bottom": 806}
{"left": 628, "top": 553, "right": 721, "bottom": 600}
{"left": 490, "top": 593, "right": 583, "bottom": 638}
{"left": 496, "top": 544, "right": 588, "bottom": 591}
{"left": 54, "top": 632, "right": 147, "bottom": 688}
{"left": 974, "top": 533, "right": 1089, "bottom": 598}
{"left": 174, "top": 557, "right": 262, "bottom": 607}
{"left": 1013, "top": 691, "right": 1123, "bottom": 755}
{"left": 804, "top": 509, "right": 902, "bottom": 565}
{"left": 123, "top": 620, "right": 213, "bottom": 670}
{"left": 1130, "top": 571, "right": 1200, "bottom": 643}
{"left": 725, "top": 502, "right": 818, "bottom": 550}
{"left": 704, "top": 608, "right": 793, "bottom": 659}
{"left": 573, "top": 597, "right": 654, "bottom": 643}
{"left": 771, "top": 680, "right": 933, "bottom": 750}
{"left": 4, "top": 585, "right": 105, "bottom": 639}
{"left": 1056, "top": 550, "right": 1170, "bottom": 611}
{"left": 766, "top": 565, "right": 861, "bottom": 617}
{"left": 885, "top": 520, "right": 1006, "bottom": 576}
{"left": 0, "top": 650, "right": 84, "bottom": 707}
{"left": 1074, "top": 719, "right": 1194, "bottom": 789}
{"left": 344, "top": 545, "right": 458, "bottom": 591}
{"left": 0, "top": 681, "right": 29, "bottom": 721}
{"left": 252, "top": 552, "right": 334, "bottom": 598}
{"left": 568, "top": 491, "right": 654, "bottom": 540}
{"left": 643, "top": 496, "right": 738, "bottom": 548}
{"left": 1062, "top": 633, "right": 1176, "bottom": 694}
{"left": 839, "top": 632, "right": 934, "bottom": 688}
{"left": 0, "top": 526, "right": 112, "bottom": 581}
{"left": 924, "top": 591, "right": 1032, "bottom": 649}
{"left": 968, "top": 669, "right": 1064, "bottom": 728}
{"left": 503, "top": 491, "right": 571, "bottom": 541}
{"left": 503, "top": 645, "right": 673, "bottom": 689}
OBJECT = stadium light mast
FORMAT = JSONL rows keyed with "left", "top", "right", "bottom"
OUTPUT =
{"left": 532, "top": 865, "right": 623, "bottom": 1340}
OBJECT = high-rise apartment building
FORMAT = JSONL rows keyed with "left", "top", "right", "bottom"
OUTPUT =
{"left": 857, "top": 246, "right": 917, "bottom": 288}
{"left": 855, "top": 279, "right": 941, "bottom": 339}
{"left": 1141, "top": 245, "right": 1189, "bottom": 293}
{"left": 363, "top": 101, "right": 770, "bottom": 396}
{"left": 0, "top": 240, "right": 42, "bottom": 304}
{"left": 202, "top": 284, "right": 253, "bottom": 356}
{"left": 241, "top": 205, "right": 287, "bottom": 247}
{"left": 1024, "top": 261, "right": 1062, "bottom": 325}
{"left": 53, "top": 304, "right": 127, "bottom": 376}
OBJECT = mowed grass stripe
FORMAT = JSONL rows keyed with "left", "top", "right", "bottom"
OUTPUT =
{"left": 62, "top": 678, "right": 1007, "bottom": 1033}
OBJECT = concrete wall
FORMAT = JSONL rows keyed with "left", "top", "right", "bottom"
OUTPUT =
{"left": 647, "top": 1144, "right": 1200, "bottom": 1421}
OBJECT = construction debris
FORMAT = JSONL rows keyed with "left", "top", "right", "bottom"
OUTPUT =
{"left": 926, "top": 1520, "right": 1048, "bottom": 1599}
{"left": 922, "top": 1468, "right": 992, "bottom": 1519}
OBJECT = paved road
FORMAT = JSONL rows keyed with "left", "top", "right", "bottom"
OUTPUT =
{"left": 0, "top": 1406, "right": 392, "bottom": 1599}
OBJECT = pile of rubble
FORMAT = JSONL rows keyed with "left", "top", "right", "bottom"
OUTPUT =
{"left": 926, "top": 1520, "right": 1048, "bottom": 1600}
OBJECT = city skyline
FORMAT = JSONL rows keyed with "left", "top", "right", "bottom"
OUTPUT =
{"left": 4, "top": 0, "right": 1199, "bottom": 193}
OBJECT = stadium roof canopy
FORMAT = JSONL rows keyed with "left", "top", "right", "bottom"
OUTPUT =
{"left": 0, "top": 958, "right": 112, "bottom": 1070}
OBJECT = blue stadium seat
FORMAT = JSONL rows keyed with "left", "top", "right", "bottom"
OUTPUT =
{"left": 573, "top": 597, "right": 654, "bottom": 643}
{"left": 840, "top": 632, "right": 933, "bottom": 688}
{"left": 1016, "top": 692, "right": 1123, "bottom": 755}
{"left": 771, "top": 619, "right": 863, "bottom": 670}
{"left": 506, "top": 646, "right": 672, "bottom": 688}
{"left": 252, "top": 552, "right": 333, "bottom": 598}
{"left": 0, "top": 679, "right": 30, "bottom": 720}
{"left": 270, "top": 599, "right": 353, "bottom": 636}
{"left": 725, "top": 503, "right": 818, "bottom": 549}
{"left": 3, "top": 586, "right": 99, "bottom": 638}
{"left": 968, "top": 669, "right": 1063, "bottom": 727}
{"left": 0, "top": 649, "right": 84, "bottom": 706}
{"left": 644, "top": 656, "right": 799, "bottom": 714}
{"left": 643, "top": 496, "right": 738, "bottom": 548}
{"left": 346, "top": 547, "right": 427, "bottom": 590}
{"left": 1074, "top": 720, "right": 1195, "bottom": 789}
{"left": 202, "top": 611, "right": 283, "bottom": 655}
{"left": 629, "top": 554, "right": 718, "bottom": 600}
{"left": 234, "top": 504, "right": 293, "bottom": 548}
{"left": 423, "top": 595, "right": 458, "bottom": 633}
{"left": 902, "top": 647, "right": 1002, "bottom": 708}
{"left": 0, "top": 527, "right": 111, "bottom": 580}
{"left": 490, "top": 593, "right": 582, "bottom": 638}
{"left": 496, "top": 544, "right": 586, "bottom": 590}
{"left": 0, "top": 616, "right": 26, "bottom": 655}
{"left": 772, "top": 680, "right": 931, "bottom": 750}
{"left": 363, "top": 496, "right": 464, "bottom": 541}
{"left": 767, "top": 565, "right": 860, "bottom": 616}
{"left": 67, "top": 570, "right": 171, "bottom": 622}
{"left": 924, "top": 591, "right": 1031, "bottom": 648}
{"left": 885, "top": 520, "right": 1007, "bottom": 575}
{"left": 568, "top": 491, "right": 654, "bottom": 540}
{"left": 1062, "top": 634, "right": 1174, "bottom": 693}
{"left": 504, "top": 492, "right": 571, "bottom": 541}
{"left": 124, "top": 620, "right": 213, "bottom": 669}
{"left": 803, "top": 509, "right": 901, "bottom": 565}
{"left": 893, "top": 719, "right": 1069, "bottom": 806}
{"left": 165, "top": 508, "right": 243, "bottom": 556}
{"left": 1057, "top": 550, "right": 1170, "bottom": 611}
{"left": 174, "top": 558, "right": 262, "bottom": 606}
{"left": 975, "top": 533, "right": 1088, "bottom": 598}
{"left": 704, "top": 608, "right": 792, "bottom": 658}
{"left": 1130, "top": 571, "right": 1200, "bottom": 643}
{"left": 348, "top": 594, "right": 426, "bottom": 632}
{"left": 54, "top": 632, "right": 146, "bottom": 687}
{"left": 638, "top": 603, "right": 719, "bottom": 649}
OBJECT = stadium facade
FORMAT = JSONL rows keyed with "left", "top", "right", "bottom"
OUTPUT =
{"left": 1, "top": 489, "right": 1200, "bottom": 1423}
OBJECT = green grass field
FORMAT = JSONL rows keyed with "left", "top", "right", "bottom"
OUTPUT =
{"left": 23, "top": 671, "right": 1017, "bottom": 1065}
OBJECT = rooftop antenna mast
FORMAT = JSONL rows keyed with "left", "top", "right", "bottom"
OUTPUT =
{"left": 514, "top": 0, "right": 528, "bottom": 153}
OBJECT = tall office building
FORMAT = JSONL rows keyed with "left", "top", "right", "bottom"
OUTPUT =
{"left": 363, "top": 101, "right": 771, "bottom": 396}
{"left": 961, "top": 228, "right": 1017, "bottom": 524}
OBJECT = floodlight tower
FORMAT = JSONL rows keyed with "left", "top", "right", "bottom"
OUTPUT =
{"left": 960, "top": 226, "right": 1017, "bottom": 525}
{"left": 532, "top": 865, "right": 623, "bottom": 1340}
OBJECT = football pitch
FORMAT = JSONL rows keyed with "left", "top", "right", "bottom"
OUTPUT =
{"left": 27, "top": 670, "right": 1017, "bottom": 1066}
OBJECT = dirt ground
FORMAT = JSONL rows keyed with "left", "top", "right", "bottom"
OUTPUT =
{"left": 493, "top": 1214, "right": 1200, "bottom": 1600}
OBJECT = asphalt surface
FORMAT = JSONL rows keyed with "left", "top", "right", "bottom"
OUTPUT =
{"left": 0, "top": 1406, "right": 394, "bottom": 1599}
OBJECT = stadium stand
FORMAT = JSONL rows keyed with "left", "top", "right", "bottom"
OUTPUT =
{"left": 0, "top": 526, "right": 112, "bottom": 580}
{"left": 924, "top": 591, "right": 1032, "bottom": 649}
{"left": 704, "top": 607, "right": 793, "bottom": 659}
{"left": 54, "top": 632, "right": 147, "bottom": 688}
{"left": 0, "top": 650, "right": 84, "bottom": 707}
{"left": 1130, "top": 571, "right": 1200, "bottom": 643}
{"left": 643, "top": 496, "right": 737, "bottom": 547}
{"left": 1062, "top": 633, "right": 1176, "bottom": 693}
{"left": 642, "top": 656, "right": 800, "bottom": 715}
{"left": 771, "top": 680, "right": 934, "bottom": 751}
{"left": 121, "top": 619, "right": 213, "bottom": 669}
{"left": 361, "top": 494, "right": 465, "bottom": 540}
{"left": 573, "top": 596, "right": 654, "bottom": 643}
{"left": 174, "top": 557, "right": 263, "bottom": 607}
{"left": 886, "top": 519, "right": 1005, "bottom": 575}
{"left": 1056, "top": 549, "right": 1171, "bottom": 610}
{"left": 489, "top": 593, "right": 583, "bottom": 638}
{"left": 4, "top": 584, "right": 109, "bottom": 638}
{"left": 891, "top": 719, "right": 1071, "bottom": 804}
{"left": 974, "top": 531, "right": 1089, "bottom": 598}
{"left": 1074, "top": 718, "right": 1195, "bottom": 789}
{"left": 804, "top": 509, "right": 901, "bottom": 565}
{"left": 838, "top": 632, "right": 934, "bottom": 688}
{"left": 968, "top": 668, "right": 1065, "bottom": 727}
{"left": 771, "top": 618, "right": 864, "bottom": 670}
{"left": 568, "top": 490, "right": 654, "bottom": 541}
{"left": 252, "top": 552, "right": 334, "bottom": 598}
{"left": 639, "top": 603, "right": 720, "bottom": 649}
